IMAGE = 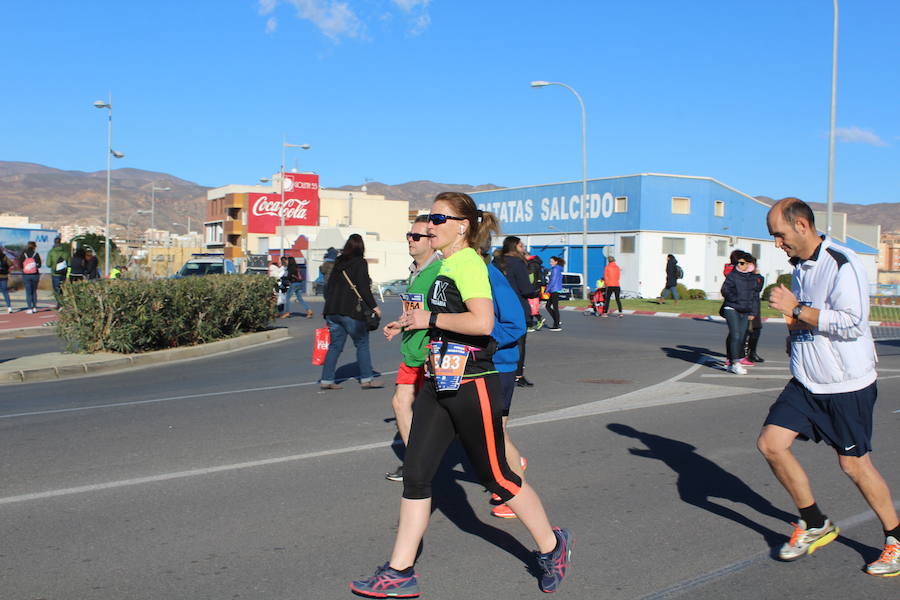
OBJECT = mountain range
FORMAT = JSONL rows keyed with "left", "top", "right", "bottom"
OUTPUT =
{"left": 0, "top": 161, "right": 896, "bottom": 235}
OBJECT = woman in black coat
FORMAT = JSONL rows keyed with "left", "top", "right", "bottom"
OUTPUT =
{"left": 492, "top": 236, "right": 536, "bottom": 388}
{"left": 319, "top": 234, "right": 382, "bottom": 390}
{"left": 720, "top": 251, "right": 757, "bottom": 374}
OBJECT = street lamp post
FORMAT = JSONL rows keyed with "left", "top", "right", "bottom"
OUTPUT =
{"left": 127, "top": 209, "right": 152, "bottom": 242}
{"left": 150, "top": 184, "right": 171, "bottom": 232}
{"left": 826, "top": 0, "right": 838, "bottom": 237}
{"left": 94, "top": 95, "right": 125, "bottom": 278}
{"left": 279, "top": 136, "right": 311, "bottom": 259}
{"left": 531, "top": 80, "right": 589, "bottom": 298}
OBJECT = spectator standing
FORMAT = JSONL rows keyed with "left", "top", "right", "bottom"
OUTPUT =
{"left": 492, "top": 236, "right": 537, "bottom": 388}
{"left": 83, "top": 248, "right": 100, "bottom": 279}
{"left": 268, "top": 258, "right": 285, "bottom": 312}
{"left": 544, "top": 256, "right": 564, "bottom": 331}
{"left": 382, "top": 215, "right": 441, "bottom": 482}
{"left": 18, "top": 241, "right": 41, "bottom": 313}
{"left": 720, "top": 251, "right": 757, "bottom": 374}
{"left": 526, "top": 254, "right": 546, "bottom": 329}
{"left": 0, "top": 250, "right": 11, "bottom": 313}
{"left": 68, "top": 247, "right": 87, "bottom": 282}
{"left": 659, "top": 254, "right": 680, "bottom": 304}
{"left": 46, "top": 237, "right": 69, "bottom": 309}
{"left": 758, "top": 198, "right": 899, "bottom": 576}
{"left": 279, "top": 256, "right": 313, "bottom": 319}
{"left": 319, "top": 234, "right": 382, "bottom": 390}
{"left": 603, "top": 256, "right": 623, "bottom": 317}
{"left": 743, "top": 254, "right": 765, "bottom": 363}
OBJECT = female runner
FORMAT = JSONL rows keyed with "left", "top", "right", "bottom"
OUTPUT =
{"left": 350, "top": 192, "right": 573, "bottom": 597}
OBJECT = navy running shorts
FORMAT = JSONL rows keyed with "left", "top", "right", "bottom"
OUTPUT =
{"left": 764, "top": 378, "right": 877, "bottom": 457}
{"left": 498, "top": 371, "right": 516, "bottom": 416}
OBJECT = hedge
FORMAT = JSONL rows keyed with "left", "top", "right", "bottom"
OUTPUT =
{"left": 762, "top": 274, "right": 793, "bottom": 302}
{"left": 56, "top": 275, "right": 276, "bottom": 353}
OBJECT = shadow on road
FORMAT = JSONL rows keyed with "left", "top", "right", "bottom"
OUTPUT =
{"left": 606, "top": 423, "right": 881, "bottom": 562}
{"left": 660, "top": 344, "right": 724, "bottom": 365}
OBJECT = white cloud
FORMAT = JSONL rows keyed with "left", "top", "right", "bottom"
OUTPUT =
{"left": 835, "top": 126, "right": 888, "bottom": 147}
{"left": 265, "top": 17, "right": 278, "bottom": 33}
{"left": 392, "top": 0, "right": 430, "bottom": 12}
{"left": 257, "top": 0, "right": 363, "bottom": 41}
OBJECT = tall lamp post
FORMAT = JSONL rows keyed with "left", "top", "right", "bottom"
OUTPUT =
{"left": 531, "top": 80, "right": 589, "bottom": 298}
{"left": 150, "top": 184, "right": 171, "bottom": 231}
{"left": 826, "top": 0, "right": 838, "bottom": 237}
{"left": 94, "top": 96, "right": 125, "bottom": 278}
{"left": 279, "top": 136, "right": 311, "bottom": 259}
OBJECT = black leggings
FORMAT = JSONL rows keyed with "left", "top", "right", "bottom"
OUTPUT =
{"left": 545, "top": 292, "right": 560, "bottom": 328}
{"left": 604, "top": 286, "right": 622, "bottom": 313}
{"left": 403, "top": 374, "right": 522, "bottom": 503}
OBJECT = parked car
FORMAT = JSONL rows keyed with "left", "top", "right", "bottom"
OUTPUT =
{"left": 376, "top": 279, "right": 409, "bottom": 297}
{"left": 173, "top": 254, "right": 236, "bottom": 278}
{"left": 559, "top": 272, "right": 584, "bottom": 300}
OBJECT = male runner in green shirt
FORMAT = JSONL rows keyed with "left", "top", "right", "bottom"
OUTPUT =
{"left": 382, "top": 215, "right": 441, "bottom": 481}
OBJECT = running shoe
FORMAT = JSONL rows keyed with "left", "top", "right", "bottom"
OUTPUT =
{"left": 534, "top": 527, "right": 574, "bottom": 593}
{"left": 778, "top": 519, "right": 839, "bottom": 561}
{"left": 738, "top": 357, "right": 754, "bottom": 366}
{"left": 491, "top": 503, "right": 517, "bottom": 519}
{"left": 534, "top": 318, "right": 545, "bottom": 330}
{"left": 866, "top": 536, "right": 900, "bottom": 577}
{"left": 548, "top": 327, "right": 562, "bottom": 331}
{"left": 385, "top": 465, "right": 403, "bottom": 482}
{"left": 349, "top": 562, "right": 420, "bottom": 598}
{"left": 728, "top": 362, "right": 747, "bottom": 375}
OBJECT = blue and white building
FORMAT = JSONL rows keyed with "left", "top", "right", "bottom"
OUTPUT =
{"left": 473, "top": 173, "right": 879, "bottom": 299}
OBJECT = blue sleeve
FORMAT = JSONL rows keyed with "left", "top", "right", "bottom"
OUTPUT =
{"left": 488, "top": 264, "right": 526, "bottom": 348}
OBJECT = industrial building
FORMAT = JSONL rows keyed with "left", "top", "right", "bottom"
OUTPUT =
{"left": 472, "top": 173, "right": 880, "bottom": 299}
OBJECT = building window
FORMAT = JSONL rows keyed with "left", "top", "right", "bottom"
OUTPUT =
{"left": 751, "top": 243, "right": 761, "bottom": 258}
{"left": 620, "top": 236, "right": 635, "bottom": 253}
{"left": 671, "top": 197, "right": 691, "bottom": 214}
{"left": 716, "top": 240, "right": 727, "bottom": 256}
{"left": 662, "top": 237, "right": 686, "bottom": 254}
{"left": 714, "top": 200, "right": 725, "bottom": 217}
{"left": 615, "top": 196, "right": 628, "bottom": 213}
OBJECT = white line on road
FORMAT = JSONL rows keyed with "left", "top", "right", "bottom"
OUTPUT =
{"left": 0, "top": 370, "right": 399, "bottom": 420}
{"left": 637, "top": 502, "right": 900, "bottom": 600}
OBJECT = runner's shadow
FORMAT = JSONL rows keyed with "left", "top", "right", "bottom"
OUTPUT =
{"left": 428, "top": 442, "right": 536, "bottom": 570}
{"left": 606, "top": 423, "right": 881, "bottom": 561}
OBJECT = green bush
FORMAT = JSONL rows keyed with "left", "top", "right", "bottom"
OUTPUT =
{"left": 762, "top": 274, "right": 792, "bottom": 301}
{"left": 687, "top": 288, "right": 707, "bottom": 300}
{"left": 56, "top": 275, "right": 276, "bottom": 353}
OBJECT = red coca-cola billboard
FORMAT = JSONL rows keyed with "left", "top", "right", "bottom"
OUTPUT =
{"left": 248, "top": 172, "right": 319, "bottom": 234}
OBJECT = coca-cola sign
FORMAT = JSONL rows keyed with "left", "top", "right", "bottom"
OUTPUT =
{"left": 248, "top": 173, "right": 319, "bottom": 233}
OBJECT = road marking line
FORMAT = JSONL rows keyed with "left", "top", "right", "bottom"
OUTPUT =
{"left": 701, "top": 374, "right": 791, "bottom": 379}
{"left": 0, "top": 370, "right": 399, "bottom": 420}
{"left": 637, "top": 501, "right": 900, "bottom": 600}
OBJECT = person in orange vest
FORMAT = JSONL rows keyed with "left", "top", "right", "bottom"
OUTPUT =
{"left": 603, "top": 256, "right": 623, "bottom": 317}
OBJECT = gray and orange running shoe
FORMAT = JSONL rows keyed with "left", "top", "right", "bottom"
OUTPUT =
{"left": 778, "top": 519, "right": 839, "bottom": 561}
{"left": 535, "top": 527, "right": 574, "bottom": 593}
{"left": 866, "top": 536, "right": 900, "bottom": 577}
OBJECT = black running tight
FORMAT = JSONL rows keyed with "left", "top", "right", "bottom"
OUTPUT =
{"left": 403, "top": 374, "right": 522, "bottom": 503}
{"left": 545, "top": 292, "right": 560, "bottom": 328}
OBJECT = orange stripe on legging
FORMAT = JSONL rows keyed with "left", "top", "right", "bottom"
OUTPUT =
{"left": 474, "top": 377, "right": 521, "bottom": 497}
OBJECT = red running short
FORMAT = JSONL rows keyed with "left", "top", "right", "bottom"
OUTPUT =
{"left": 396, "top": 361, "right": 425, "bottom": 390}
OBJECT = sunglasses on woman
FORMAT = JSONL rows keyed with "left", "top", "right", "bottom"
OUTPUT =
{"left": 427, "top": 213, "right": 467, "bottom": 225}
{"left": 406, "top": 232, "right": 435, "bottom": 241}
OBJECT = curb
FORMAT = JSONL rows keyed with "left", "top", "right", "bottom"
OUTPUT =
{"left": 562, "top": 306, "right": 899, "bottom": 327}
{"left": 0, "top": 328, "right": 290, "bottom": 385}
{"left": 0, "top": 325, "right": 57, "bottom": 339}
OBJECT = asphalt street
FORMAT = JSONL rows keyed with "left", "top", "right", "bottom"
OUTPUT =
{"left": 1, "top": 300, "right": 898, "bottom": 600}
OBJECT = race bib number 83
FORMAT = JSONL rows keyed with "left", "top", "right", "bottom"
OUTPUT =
{"left": 429, "top": 342, "right": 469, "bottom": 392}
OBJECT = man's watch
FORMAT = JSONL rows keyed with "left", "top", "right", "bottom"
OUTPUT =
{"left": 791, "top": 304, "right": 803, "bottom": 319}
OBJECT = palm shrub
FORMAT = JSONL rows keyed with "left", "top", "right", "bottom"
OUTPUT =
{"left": 57, "top": 275, "right": 276, "bottom": 353}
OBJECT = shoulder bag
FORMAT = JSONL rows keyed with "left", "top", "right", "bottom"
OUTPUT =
{"left": 342, "top": 270, "right": 381, "bottom": 331}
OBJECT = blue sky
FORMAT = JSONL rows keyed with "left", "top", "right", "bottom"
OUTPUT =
{"left": 1, "top": 1, "right": 897, "bottom": 205}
